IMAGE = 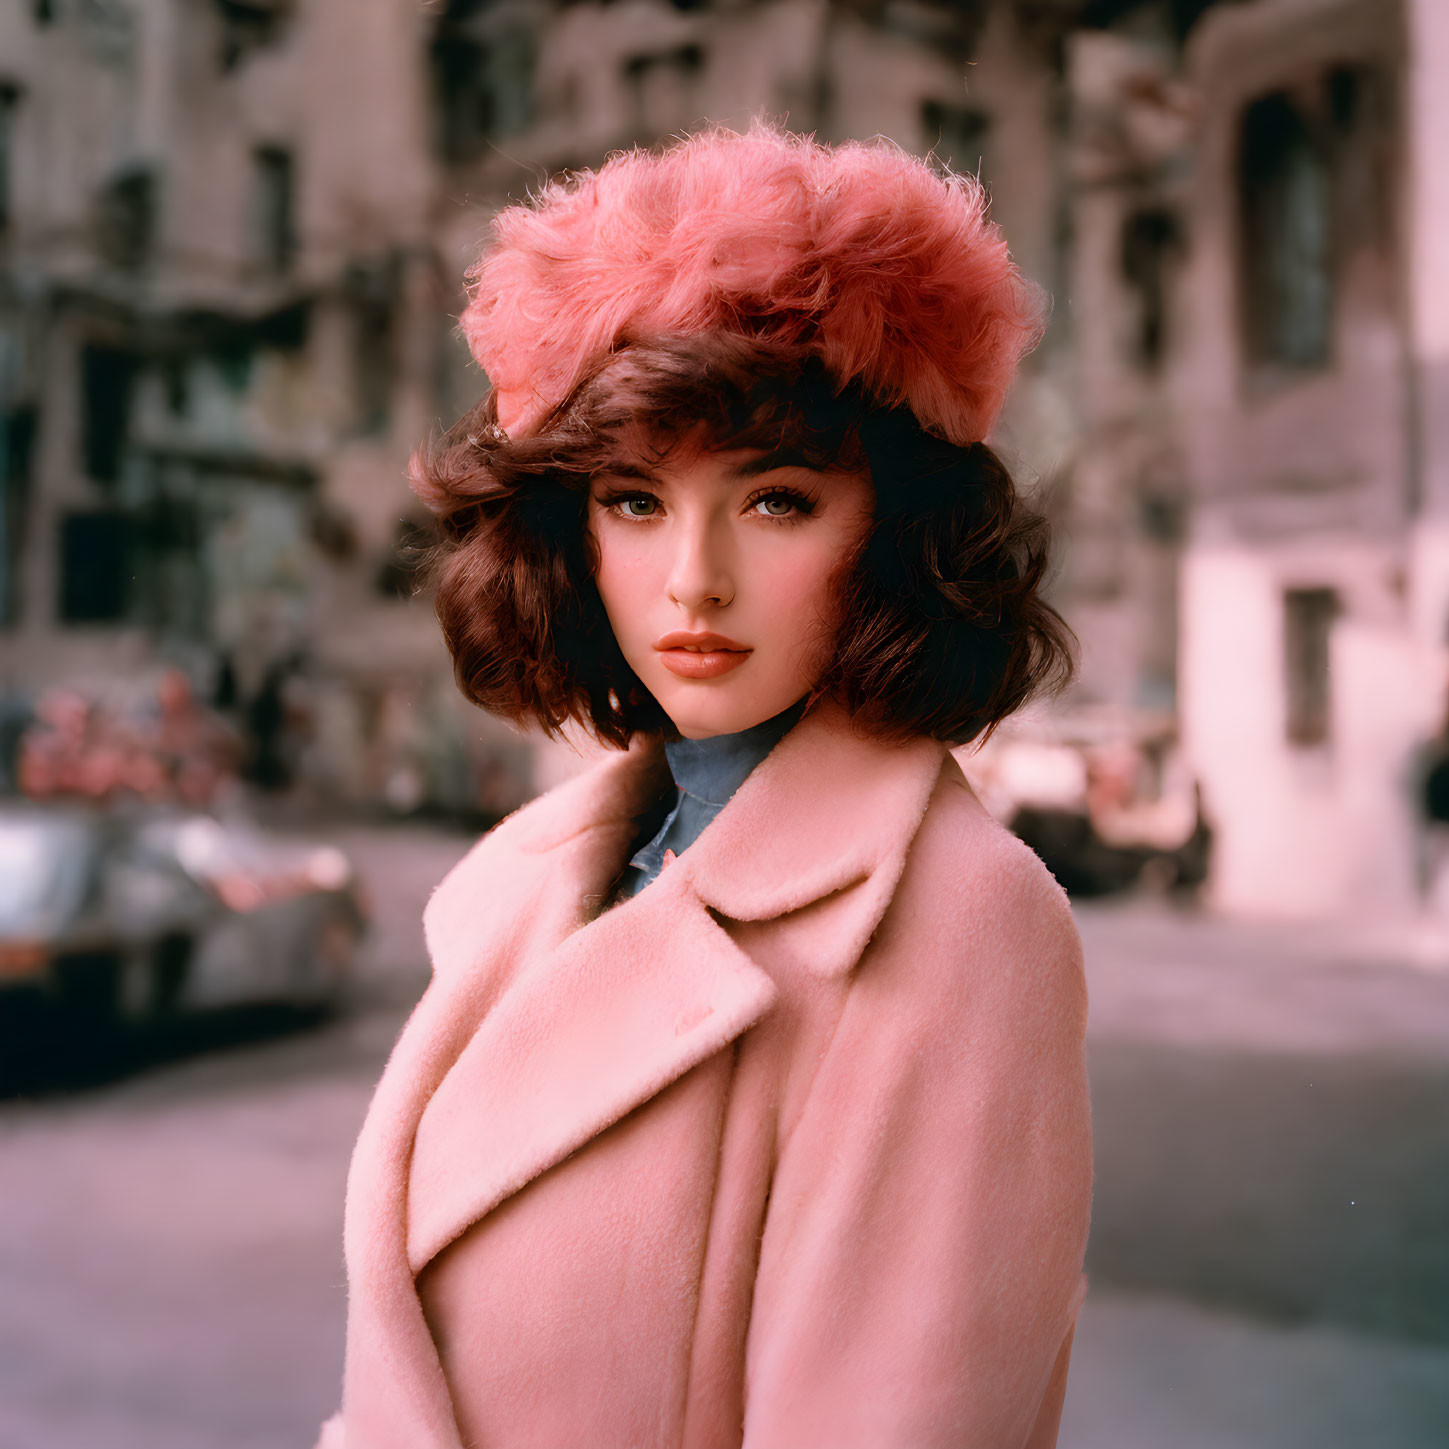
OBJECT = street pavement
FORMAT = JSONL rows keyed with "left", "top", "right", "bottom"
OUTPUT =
{"left": 1075, "top": 898, "right": 1449, "bottom": 1345}
{"left": 1, "top": 822, "right": 1446, "bottom": 1449}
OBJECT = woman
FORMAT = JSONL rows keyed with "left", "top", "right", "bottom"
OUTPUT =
{"left": 317, "top": 122, "right": 1092, "bottom": 1449}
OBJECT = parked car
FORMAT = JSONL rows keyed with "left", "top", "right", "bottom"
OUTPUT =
{"left": 959, "top": 708, "right": 1212, "bottom": 898}
{"left": 0, "top": 801, "right": 366, "bottom": 1031}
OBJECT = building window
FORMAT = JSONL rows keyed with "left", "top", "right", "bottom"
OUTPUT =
{"left": 129, "top": 489, "right": 206, "bottom": 638}
{"left": 433, "top": 32, "right": 489, "bottom": 163}
{"left": 346, "top": 257, "right": 399, "bottom": 437}
{"left": 921, "top": 100, "right": 990, "bottom": 179}
{"left": 623, "top": 44, "right": 702, "bottom": 139}
{"left": 59, "top": 511, "right": 131, "bottom": 623}
{"left": 0, "top": 85, "right": 18, "bottom": 236}
{"left": 162, "top": 358, "right": 190, "bottom": 416}
{"left": 215, "top": 0, "right": 292, "bottom": 71}
{"left": 95, "top": 166, "right": 157, "bottom": 270}
{"left": 1121, "top": 207, "right": 1181, "bottom": 371}
{"left": 1283, "top": 586, "right": 1338, "bottom": 746}
{"left": 1, "top": 406, "right": 37, "bottom": 627}
{"left": 430, "top": 13, "right": 535, "bottom": 164}
{"left": 80, "top": 344, "right": 137, "bottom": 484}
{"left": 253, "top": 145, "right": 295, "bottom": 275}
{"left": 1238, "top": 92, "right": 1332, "bottom": 372}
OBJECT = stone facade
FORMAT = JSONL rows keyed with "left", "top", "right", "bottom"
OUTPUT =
{"left": 1173, "top": 0, "right": 1444, "bottom": 919}
{"left": 0, "top": 0, "right": 523, "bottom": 812}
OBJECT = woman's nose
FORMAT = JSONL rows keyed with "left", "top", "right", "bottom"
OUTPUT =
{"left": 666, "top": 519, "right": 735, "bottom": 610}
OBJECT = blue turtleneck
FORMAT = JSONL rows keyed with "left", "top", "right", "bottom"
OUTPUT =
{"left": 610, "top": 697, "right": 809, "bottom": 905}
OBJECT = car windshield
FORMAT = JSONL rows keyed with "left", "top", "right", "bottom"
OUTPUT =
{"left": 0, "top": 817, "right": 95, "bottom": 932}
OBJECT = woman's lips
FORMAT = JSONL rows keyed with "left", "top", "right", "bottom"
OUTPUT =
{"left": 653, "top": 630, "right": 752, "bottom": 680}
{"left": 657, "top": 648, "right": 751, "bottom": 680}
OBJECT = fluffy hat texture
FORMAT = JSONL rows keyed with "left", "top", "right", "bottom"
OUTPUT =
{"left": 460, "top": 121, "right": 1045, "bottom": 446}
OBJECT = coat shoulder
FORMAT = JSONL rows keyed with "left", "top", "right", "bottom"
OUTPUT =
{"left": 418, "top": 784, "right": 548, "bottom": 941}
{"left": 881, "top": 754, "right": 1085, "bottom": 1023}
{"left": 420, "top": 746, "right": 640, "bottom": 970}
{"left": 919, "top": 755, "right": 1076, "bottom": 924}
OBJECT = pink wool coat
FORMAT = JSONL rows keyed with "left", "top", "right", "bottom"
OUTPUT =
{"left": 316, "top": 698, "right": 1093, "bottom": 1449}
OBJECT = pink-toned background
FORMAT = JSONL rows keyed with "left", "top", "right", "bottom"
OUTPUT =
{"left": 0, "top": 2, "right": 1446, "bottom": 1446}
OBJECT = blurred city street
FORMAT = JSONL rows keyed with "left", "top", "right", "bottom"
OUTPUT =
{"left": 3, "top": 0, "right": 1449, "bottom": 1443}
{"left": 0, "top": 822, "right": 1446, "bottom": 1449}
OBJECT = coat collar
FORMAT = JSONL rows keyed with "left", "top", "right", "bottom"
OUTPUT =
{"left": 402, "top": 697, "right": 947, "bottom": 1277}
{"left": 679, "top": 696, "right": 947, "bottom": 924}
{"left": 429, "top": 694, "right": 948, "bottom": 964}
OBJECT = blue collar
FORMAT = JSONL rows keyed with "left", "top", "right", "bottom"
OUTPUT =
{"left": 613, "top": 697, "right": 810, "bottom": 901}
{"left": 663, "top": 697, "right": 809, "bottom": 808}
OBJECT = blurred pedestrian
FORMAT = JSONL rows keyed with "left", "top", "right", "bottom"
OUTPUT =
{"left": 16, "top": 688, "right": 108, "bottom": 799}
{"left": 0, "top": 685, "right": 34, "bottom": 795}
{"left": 134, "top": 667, "right": 245, "bottom": 807}
{"left": 16, "top": 672, "right": 243, "bottom": 809}
{"left": 1417, "top": 688, "right": 1449, "bottom": 917}
{"left": 216, "top": 647, "right": 305, "bottom": 793}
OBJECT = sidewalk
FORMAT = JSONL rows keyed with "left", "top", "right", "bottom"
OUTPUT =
{"left": 1069, "top": 891, "right": 1449, "bottom": 1445}
{"left": 1061, "top": 1289, "right": 1449, "bottom": 1449}
{"left": 1072, "top": 886, "right": 1449, "bottom": 1420}
{"left": 1075, "top": 895, "right": 1449, "bottom": 1057}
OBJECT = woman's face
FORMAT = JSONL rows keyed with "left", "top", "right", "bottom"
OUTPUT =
{"left": 586, "top": 442, "right": 876, "bottom": 740}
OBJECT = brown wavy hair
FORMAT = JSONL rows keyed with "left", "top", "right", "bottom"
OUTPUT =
{"left": 410, "top": 334, "right": 1075, "bottom": 749}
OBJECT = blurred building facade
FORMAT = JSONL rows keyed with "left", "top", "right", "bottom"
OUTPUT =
{"left": 0, "top": 0, "right": 1444, "bottom": 921}
{"left": 1173, "top": 0, "right": 1443, "bottom": 920}
{"left": 0, "top": 0, "right": 532, "bottom": 814}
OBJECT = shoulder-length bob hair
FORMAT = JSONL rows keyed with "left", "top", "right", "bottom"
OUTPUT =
{"left": 410, "top": 333, "right": 1075, "bottom": 749}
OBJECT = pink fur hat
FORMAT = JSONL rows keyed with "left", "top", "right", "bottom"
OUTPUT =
{"left": 460, "top": 121, "right": 1045, "bottom": 447}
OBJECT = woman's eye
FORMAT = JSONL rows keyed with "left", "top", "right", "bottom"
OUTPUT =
{"left": 750, "top": 492, "right": 808, "bottom": 519}
{"left": 615, "top": 494, "right": 660, "bottom": 518}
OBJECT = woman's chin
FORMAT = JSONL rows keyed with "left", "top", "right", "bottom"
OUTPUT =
{"left": 658, "top": 684, "right": 797, "bottom": 741}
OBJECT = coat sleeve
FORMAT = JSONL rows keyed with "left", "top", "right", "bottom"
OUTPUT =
{"left": 740, "top": 832, "right": 1093, "bottom": 1449}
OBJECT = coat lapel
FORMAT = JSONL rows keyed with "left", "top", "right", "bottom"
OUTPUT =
{"left": 403, "top": 697, "right": 949, "bottom": 1275}
{"left": 681, "top": 697, "right": 948, "bottom": 968}
{"left": 406, "top": 862, "right": 777, "bottom": 1273}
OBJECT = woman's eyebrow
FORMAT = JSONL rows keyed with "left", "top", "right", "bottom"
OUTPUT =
{"left": 594, "top": 461, "right": 662, "bottom": 483}
{"left": 725, "top": 448, "right": 824, "bottom": 479}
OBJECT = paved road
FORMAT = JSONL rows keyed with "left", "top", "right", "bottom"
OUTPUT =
{"left": 0, "top": 1009, "right": 391, "bottom": 1449}
{"left": 1075, "top": 899, "right": 1449, "bottom": 1345}
{"left": 1, "top": 825, "right": 1446, "bottom": 1449}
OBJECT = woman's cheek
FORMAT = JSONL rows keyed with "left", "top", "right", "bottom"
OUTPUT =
{"left": 754, "top": 540, "right": 830, "bottom": 609}
{"left": 761, "top": 547, "right": 845, "bottom": 672}
{"left": 594, "top": 534, "right": 656, "bottom": 635}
